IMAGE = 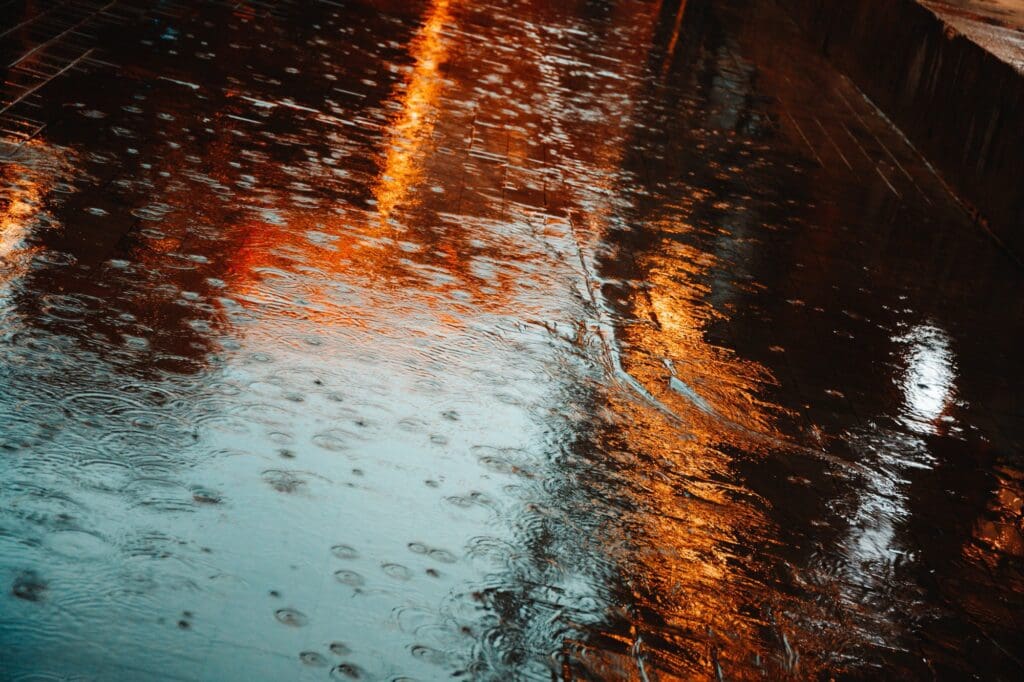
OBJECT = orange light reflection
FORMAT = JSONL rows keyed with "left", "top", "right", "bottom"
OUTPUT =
{"left": 373, "top": 0, "right": 453, "bottom": 226}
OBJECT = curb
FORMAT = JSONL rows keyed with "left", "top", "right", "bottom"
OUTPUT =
{"left": 777, "top": 0, "right": 1024, "bottom": 256}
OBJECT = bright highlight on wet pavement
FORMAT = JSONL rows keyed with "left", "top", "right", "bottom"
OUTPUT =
{"left": 1, "top": 0, "right": 1023, "bottom": 680}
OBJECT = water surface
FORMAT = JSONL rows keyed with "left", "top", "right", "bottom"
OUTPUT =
{"left": 1, "top": 0, "right": 1023, "bottom": 679}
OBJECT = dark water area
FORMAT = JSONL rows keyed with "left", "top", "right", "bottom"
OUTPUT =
{"left": 1, "top": 0, "right": 1022, "bottom": 679}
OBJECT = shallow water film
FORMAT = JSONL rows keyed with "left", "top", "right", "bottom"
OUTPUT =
{"left": 1, "top": 1, "right": 1023, "bottom": 680}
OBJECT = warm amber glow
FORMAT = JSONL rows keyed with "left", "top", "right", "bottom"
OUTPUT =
{"left": 373, "top": 0, "right": 453, "bottom": 226}
{"left": 972, "top": 469, "right": 1024, "bottom": 559}
{"left": 0, "top": 140, "right": 64, "bottom": 284}
{"left": 663, "top": 0, "right": 690, "bottom": 74}
{"left": 605, "top": 222, "right": 795, "bottom": 675}
{"left": 0, "top": 180, "right": 36, "bottom": 258}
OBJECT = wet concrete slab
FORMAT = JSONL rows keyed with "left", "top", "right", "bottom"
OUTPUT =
{"left": 0, "top": 0, "right": 1022, "bottom": 679}
{"left": 778, "top": 0, "right": 1024, "bottom": 257}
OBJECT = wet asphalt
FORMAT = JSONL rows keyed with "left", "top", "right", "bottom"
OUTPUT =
{"left": 1, "top": 0, "right": 1023, "bottom": 680}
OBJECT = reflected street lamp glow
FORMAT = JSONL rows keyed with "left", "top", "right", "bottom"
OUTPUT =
{"left": 895, "top": 323, "right": 959, "bottom": 434}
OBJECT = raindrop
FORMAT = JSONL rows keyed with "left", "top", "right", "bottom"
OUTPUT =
{"left": 334, "top": 570, "right": 364, "bottom": 587}
{"left": 330, "top": 663, "right": 363, "bottom": 679}
{"left": 262, "top": 469, "right": 305, "bottom": 494}
{"left": 331, "top": 544, "right": 358, "bottom": 560}
{"left": 382, "top": 563, "right": 413, "bottom": 581}
{"left": 11, "top": 571, "right": 46, "bottom": 602}
{"left": 411, "top": 644, "right": 446, "bottom": 665}
{"left": 312, "top": 430, "right": 349, "bottom": 452}
{"left": 191, "top": 487, "right": 222, "bottom": 505}
{"left": 45, "top": 529, "right": 108, "bottom": 559}
{"left": 274, "top": 608, "right": 307, "bottom": 627}
{"left": 299, "top": 651, "right": 328, "bottom": 666}
{"left": 428, "top": 548, "right": 456, "bottom": 564}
